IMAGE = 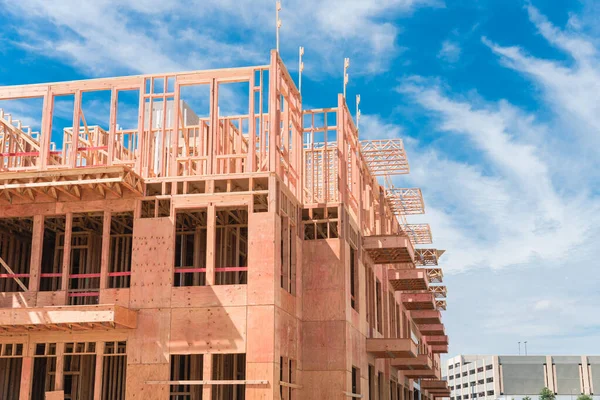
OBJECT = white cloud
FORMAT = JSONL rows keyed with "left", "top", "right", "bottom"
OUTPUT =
{"left": 1, "top": 0, "right": 441, "bottom": 77}
{"left": 438, "top": 40, "right": 461, "bottom": 63}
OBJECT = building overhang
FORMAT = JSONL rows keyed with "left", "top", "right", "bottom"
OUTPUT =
{"left": 0, "top": 304, "right": 137, "bottom": 332}
{"left": 400, "top": 292, "right": 435, "bottom": 310}
{"left": 363, "top": 235, "right": 414, "bottom": 264}
{"left": 410, "top": 310, "right": 442, "bottom": 325}
{"left": 389, "top": 269, "right": 428, "bottom": 291}
{"left": 0, "top": 165, "right": 144, "bottom": 204}
{"left": 366, "top": 338, "right": 418, "bottom": 359}
{"left": 391, "top": 354, "right": 433, "bottom": 370}
{"left": 424, "top": 335, "right": 449, "bottom": 346}
{"left": 419, "top": 324, "right": 445, "bottom": 336}
{"left": 420, "top": 379, "right": 449, "bottom": 391}
{"left": 403, "top": 368, "right": 440, "bottom": 379}
{"left": 430, "top": 345, "right": 448, "bottom": 354}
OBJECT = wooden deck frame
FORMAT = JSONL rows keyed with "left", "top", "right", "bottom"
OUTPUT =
{"left": 388, "top": 269, "right": 428, "bottom": 291}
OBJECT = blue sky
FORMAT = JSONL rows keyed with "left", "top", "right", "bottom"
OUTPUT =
{"left": 1, "top": 0, "right": 599, "bottom": 356}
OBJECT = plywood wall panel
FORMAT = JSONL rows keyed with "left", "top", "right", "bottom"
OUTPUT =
{"left": 130, "top": 217, "right": 174, "bottom": 309}
{"left": 276, "top": 307, "right": 299, "bottom": 362}
{"left": 125, "top": 363, "right": 169, "bottom": 400}
{"left": 246, "top": 362, "right": 277, "bottom": 400}
{"left": 99, "top": 288, "right": 130, "bottom": 307}
{"left": 247, "top": 212, "right": 276, "bottom": 306}
{"left": 170, "top": 285, "right": 247, "bottom": 308}
{"left": 169, "top": 306, "right": 246, "bottom": 354}
{"left": 127, "top": 309, "right": 170, "bottom": 364}
{"left": 302, "top": 321, "right": 346, "bottom": 372}
{"left": 301, "top": 371, "right": 346, "bottom": 400}
{"left": 247, "top": 305, "right": 275, "bottom": 363}
{"left": 36, "top": 291, "right": 66, "bottom": 307}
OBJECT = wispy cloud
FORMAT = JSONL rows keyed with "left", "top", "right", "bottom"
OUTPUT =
{"left": 1, "top": 0, "right": 441, "bottom": 77}
{"left": 438, "top": 39, "right": 462, "bottom": 63}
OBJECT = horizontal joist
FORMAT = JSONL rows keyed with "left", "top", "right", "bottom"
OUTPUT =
{"left": 363, "top": 235, "right": 415, "bottom": 265}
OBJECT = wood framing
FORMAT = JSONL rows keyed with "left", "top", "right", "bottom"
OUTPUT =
{"left": 0, "top": 49, "right": 448, "bottom": 400}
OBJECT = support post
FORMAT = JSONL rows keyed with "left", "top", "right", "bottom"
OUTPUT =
{"left": 100, "top": 212, "right": 111, "bottom": 290}
{"left": 61, "top": 213, "right": 73, "bottom": 293}
{"left": 206, "top": 204, "right": 216, "bottom": 286}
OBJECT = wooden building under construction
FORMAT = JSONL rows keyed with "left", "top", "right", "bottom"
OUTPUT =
{"left": 0, "top": 50, "right": 449, "bottom": 400}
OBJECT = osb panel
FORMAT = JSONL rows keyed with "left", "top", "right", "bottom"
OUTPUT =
{"left": 170, "top": 306, "right": 246, "bottom": 354}
{"left": 247, "top": 306, "right": 275, "bottom": 363}
{"left": 276, "top": 307, "right": 299, "bottom": 362}
{"left": 125, "top": 363, "right": 169, "bottom": 400}
{"left": 302, "top": 371, "right": 346, "bottom": 400}
{"left": 130, "top": 217, "right": 174, "bottom": 309}
{"left": 302, "top": 288, "right": 345, "bottom": 321}
{"left": 171, "top": 285, "right": 246, "bottom": 308}
{"left": 0, "top": 292, "right": 36, "bottom": 308}
{"left": 128, "top": 309, "right": 170, "bottom": 364}
{"left": 302, "top": 239, "right": 343, "bottom": 289}
{"left": 302, "top": 321, "right": 346, "bottom": 371}
{"left": 247, "top": 212, "right": 276, "bottom": 306}
{"left": 347, "top": 323, "right": 366, "bottom": 373}
{"left": 246, "top": 362, "right": 277, "bottom": 400}
{"left": 36, "top": 291, "right": 66, "bottom": 307}
{"left": 99, "top": 288, "right": 130, "bottom": 307}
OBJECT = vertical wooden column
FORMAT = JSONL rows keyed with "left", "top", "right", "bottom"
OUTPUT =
{"left": 55, "top": 343, "right": 65, "bottom": 390}
{"left": 248, "top": 74, "right": 256, "bottom": 172}
{"left": 337, "top": 94, "right": 347, "bottom": 206}
{"left": 93, "top": 341, "right": 104, "bottom": 400}
{"left": 202, "top": 356, "right": 213, "bottom": 400}
{"left": 205, "top": 204, "right": 216, "bottom": 286}
{"left": 18, "top": 353, "right": 33, "bottom": 400}
{"left": 170, "top": 81, "right": 181, "bottom": 177}
{"left": 268, "top": 51, "right": 280, "bottom": 172}
{"left": 209, "top": 79, "right": 219, "bottom": 175}
{"left": 70, "top": 90, "right": 82, "bottom": 168}
{"left": 39, "top": 88, "right": 53, "bottom": 170}
{"left": 61, "top": 213, "right": 73, "bottom": 294}
{"left": 100, "top": 212, "right": 111, "bottom": 290}
{"left": 28, "top": 215, "right": 44, "bottom": 292}
{"left": 136, "top": 83, "right": 146, "bottom": 176}
{"left": 107, "top": 88, "right": 117, "bottom": 166}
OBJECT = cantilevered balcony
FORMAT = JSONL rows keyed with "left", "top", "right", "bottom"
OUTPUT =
{"left": 366, "top": 338, "right": 418, "bottom": 359}
{"left": 363, "top": 234, "right": 414, "bottom": 264}
{"left": 424, "top": 335, "right": 449, "bottom": 346}
{"left": 430, "top": 344, "right": 448, "bottom": 354}
{"left": 391, "top": 354, "right": 433, "bottom": 370}
{"left": 403, "top": 367, "right": 440, "bottom": 379}
{"left": 0, "top": 304, "right": 137, "bottom": 332}
{"left": 410, "top": 310, "right": 442, "bottom": 325}
{"left": 400, "top": 292, "right": 435, "bottom": 310}
{"left": 419, "top": 324, "right": 445, "bottom": 336}
{"left": 421, "top": 380, "right": 449, "bottom": 392}
{"left": 389, "top": 269, "right": 428, "bottom": 291}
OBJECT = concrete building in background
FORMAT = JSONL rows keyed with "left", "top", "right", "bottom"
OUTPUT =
{"left": 446, "top": 355, "right": 600, "bottom": 400}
